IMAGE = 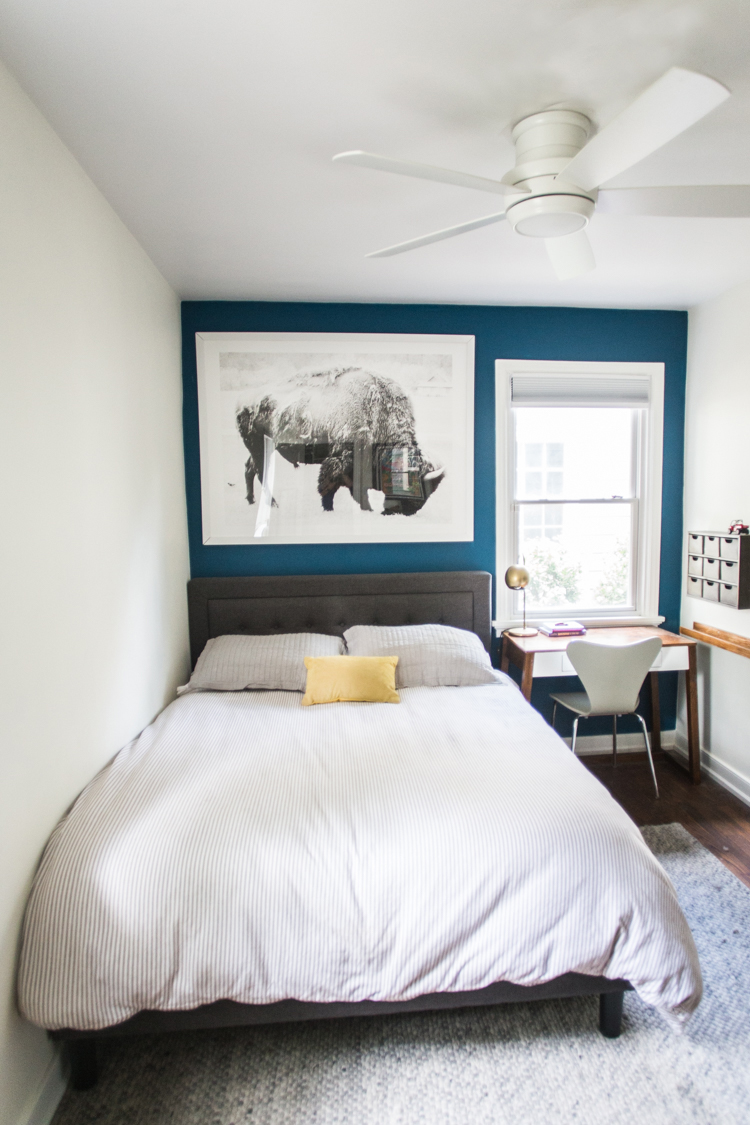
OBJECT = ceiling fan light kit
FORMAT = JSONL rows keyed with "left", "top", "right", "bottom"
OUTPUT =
{"left": 334, "top": 67, "right": 740, "bottom": 281}
{"left": 505, "top": 191, "right": 595, "bottom": 238}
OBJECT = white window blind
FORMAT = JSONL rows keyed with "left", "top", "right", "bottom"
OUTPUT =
{"left": 510, "top": 374, "right": 651, "bottom": 407}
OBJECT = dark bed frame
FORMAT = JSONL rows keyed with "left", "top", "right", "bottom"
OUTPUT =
{"left": 51, "top": 571, "right": 631, "bottom": 1090}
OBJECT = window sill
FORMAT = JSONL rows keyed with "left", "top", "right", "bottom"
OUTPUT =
{"left": 493, "top": 614, "right": 666, "bottom": 632}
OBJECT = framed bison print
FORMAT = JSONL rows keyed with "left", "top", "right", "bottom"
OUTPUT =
{"left": 195, "top": 332, "right": 475, "bottom": 545}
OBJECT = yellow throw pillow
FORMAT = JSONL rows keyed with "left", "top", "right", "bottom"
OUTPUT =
{"left": 301, "top": 655, "right": 400, "bottom": 706}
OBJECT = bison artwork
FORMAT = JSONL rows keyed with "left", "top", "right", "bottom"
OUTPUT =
{"left": 236, "top": 367, "right": 445, "bottom": 516}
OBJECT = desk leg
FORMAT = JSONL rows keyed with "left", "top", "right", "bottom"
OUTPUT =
{"left": 649, "top": 672, "right": 662, "bottom": 754}
{"left": 686, "top": 647, "right": 701, "bottom": 785}
{"left": 521, "top": 653, "right": 535, "bottom": 702}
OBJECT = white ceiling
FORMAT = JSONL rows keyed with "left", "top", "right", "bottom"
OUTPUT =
{"left": 2, "top": 0, "right": 750, "bottom": 307}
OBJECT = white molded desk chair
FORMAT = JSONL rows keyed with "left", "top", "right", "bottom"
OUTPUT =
{"left": 550, "top": 636, "right": 662, "bottom": 797}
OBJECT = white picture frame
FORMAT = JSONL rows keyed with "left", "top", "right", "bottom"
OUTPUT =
{"left": 196, "top": 331, "right": 475, "bottom": 546}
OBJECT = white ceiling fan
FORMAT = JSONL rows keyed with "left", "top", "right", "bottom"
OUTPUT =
{"left": 333, "top": 68, "right": 750, "bottom": 280}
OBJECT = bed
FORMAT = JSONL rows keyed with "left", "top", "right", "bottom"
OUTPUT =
{"left": 18, "top": 571, "right": 702, "bottom": 1091}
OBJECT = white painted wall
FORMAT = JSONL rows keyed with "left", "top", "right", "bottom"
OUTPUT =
{"left": 0, "top": 60, "right": 190, "bottom": 1124}
{"left": 676, "top": 279, "right": 750, "bottom": 804}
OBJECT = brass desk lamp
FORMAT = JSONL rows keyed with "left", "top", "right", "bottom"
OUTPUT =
{"left": 504, "top": 565, "right": 538, "bottom": 638}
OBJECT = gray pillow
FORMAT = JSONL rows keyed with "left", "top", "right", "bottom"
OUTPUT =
{"left": 180, "top": 633, "right": 344, "bottom": 693}
{"left": 343, "top": 624, "right": 497, "bottom": 688}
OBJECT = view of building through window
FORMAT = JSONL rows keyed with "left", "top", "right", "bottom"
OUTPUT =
{"left": 514, "top": 407, "right": 637, "bottom": 613}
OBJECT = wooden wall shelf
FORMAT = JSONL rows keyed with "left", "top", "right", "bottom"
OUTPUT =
{"left": 680, "top": 621, "right": 750, "bottom": 659}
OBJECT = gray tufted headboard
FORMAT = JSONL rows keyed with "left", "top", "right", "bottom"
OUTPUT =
{"left": 187, "top": 571, "right": 492, "bottom": 668}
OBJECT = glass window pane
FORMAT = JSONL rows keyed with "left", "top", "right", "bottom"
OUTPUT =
{"left": 517, "top": 502, "right": 633, "bottom": 612}
{"left": 547, "top": 442, "right": 564, "bottom": 468}
{"left": 545, "top": 504, "right": 563, "bottom": 540}
{"left": 514, "top": 408, "right": 635, "bottom": 500}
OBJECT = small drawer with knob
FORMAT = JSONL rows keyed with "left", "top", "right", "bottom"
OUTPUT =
{"left": 688, "top": 556, "right": 703, "bottom": 577}
{"left": 688, "top": 533, "right": 704, "bottom": 554}
{"left": 720, "top": 537, "right": 739, "bottom": 561}
{"left": 721, "top": 560, "right": 739, "bottom": 583}
{"left": 703, "top": 557, "right": 720, "bottom": 580}
{"left": 687, "top": 576, "right": 703, "bottom": 598}
{"left": 704, "top": 534, "right": 721, "bottom": 556}
{"left": 703, "top": 579, "right": 720, "bottom": 602}
{"left": 720, "top": 583, "right": 740, "bottom": 608}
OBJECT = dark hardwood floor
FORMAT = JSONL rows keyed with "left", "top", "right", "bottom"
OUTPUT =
{"left": 583, "top": 750, "right": 750, "bottom": 888}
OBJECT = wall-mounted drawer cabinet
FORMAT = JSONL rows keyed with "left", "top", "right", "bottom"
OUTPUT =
{"left": 687, "top": 531, "right": 750, "bottom": 609}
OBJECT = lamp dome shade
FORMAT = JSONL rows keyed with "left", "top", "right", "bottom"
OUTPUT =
{"left": 505, "top": 565, "right": 530, "bottom": 590}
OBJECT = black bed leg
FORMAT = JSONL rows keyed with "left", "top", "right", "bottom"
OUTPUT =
{"left": 599, "top": 990, "right": 624, "bottom": 1038}
{"left": 69, "top": 1039, "right": 98, "bottom": 1090}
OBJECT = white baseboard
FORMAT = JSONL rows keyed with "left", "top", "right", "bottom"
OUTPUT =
{"left": 562, "top": 730, "right": 676, "bottom": 756}
{"left": 17, "top": 1050, "right": 67, "bottom": 1125}
{"left": 670, "top": 733, "right": 750, "bottom": 808}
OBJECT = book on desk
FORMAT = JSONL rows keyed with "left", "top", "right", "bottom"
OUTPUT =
{"left": 538, "top": 620, "right": 587, "bottom": 637}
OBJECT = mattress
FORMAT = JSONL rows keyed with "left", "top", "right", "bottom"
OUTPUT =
{"left": 18, "top": 679, "right": 701, "bottom": 1030}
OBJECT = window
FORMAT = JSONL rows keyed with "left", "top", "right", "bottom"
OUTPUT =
{"left": 495, "top": 361, "right": 664, "bottom": 628}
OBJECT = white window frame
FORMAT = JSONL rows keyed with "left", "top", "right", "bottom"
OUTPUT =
{"left": 495, "top": 359, "right": 665, "bottom": 630}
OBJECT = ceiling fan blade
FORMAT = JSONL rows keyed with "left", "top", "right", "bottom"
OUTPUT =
{"left": 559, "top": 68, "right": 730, "bottom": 191}
{"left": 545, "top": 230, "right": 596, "bottom": 280}
{"left": 598, "top": 185, "right": 750, "bottom": 217}
{"left": 333, "top": 151, "right": 526, "bottom": 196}
{"left": 366, "top": 211, "right": 507, "bottom": 258}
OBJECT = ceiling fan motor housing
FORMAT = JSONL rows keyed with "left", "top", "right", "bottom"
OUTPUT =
{"left": 504, "top": 109, "right": 597, "bottom": 238}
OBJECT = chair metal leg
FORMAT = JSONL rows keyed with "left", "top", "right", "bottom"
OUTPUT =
{"left": 635, "top": 712, "right": 659, "bottom": 798}
{"left": 612, "top": 715, "right": 617, "bottom": 768}
{"left": 571, "top": 715, "right": 579, "bottom": 755}
{"left": 551, "top": 702, "right": 557, "bottom": 731}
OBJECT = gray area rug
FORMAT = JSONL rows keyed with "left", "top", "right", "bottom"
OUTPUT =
{"left": 52, "top": 824, "right": 750, "bottom": 1125}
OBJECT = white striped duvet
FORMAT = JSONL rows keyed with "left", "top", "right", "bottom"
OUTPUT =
{"left": 18, "top": 681, "right": 701, "bottom": 1031}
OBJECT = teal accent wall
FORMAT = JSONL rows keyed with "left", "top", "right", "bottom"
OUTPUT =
{"left": 182, "top": 301, "right": 687, "bottom": 732}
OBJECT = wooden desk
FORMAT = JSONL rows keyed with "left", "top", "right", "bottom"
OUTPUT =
{"left": 500, "top": 626, "right": 700, "bottom": 785}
